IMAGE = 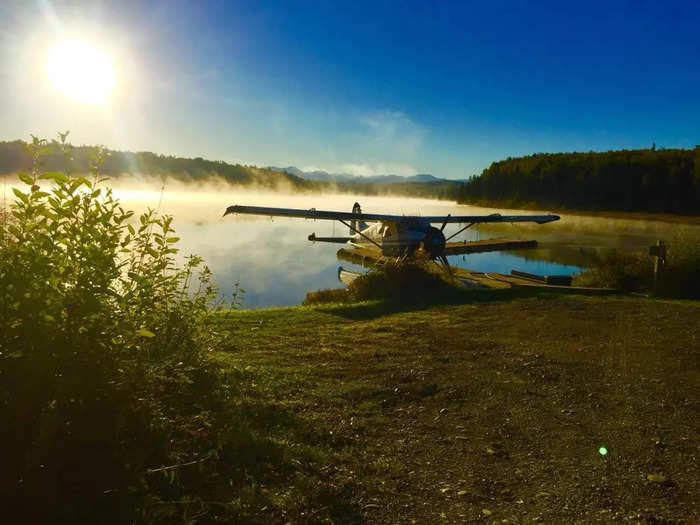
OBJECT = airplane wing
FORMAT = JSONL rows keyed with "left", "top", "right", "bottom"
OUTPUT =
{"left": 418, "top": 213, "right": 560, "bottom": 224}
{"left": 224, "top": 205, "right": 403, "bottom": 222}
{"left": 224, "top": 205, "right": 559, "bottom": 224}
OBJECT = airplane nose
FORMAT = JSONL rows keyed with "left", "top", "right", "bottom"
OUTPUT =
{"left": 424, "top": 226, "right": 446, "bottom": 258}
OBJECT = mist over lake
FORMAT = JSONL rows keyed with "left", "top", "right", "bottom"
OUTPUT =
{"left": 106, "top": 180, "right": 700, "bottom": 308}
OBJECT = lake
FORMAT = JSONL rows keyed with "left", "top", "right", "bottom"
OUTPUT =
{"left": 112, "top": 182, "right": 700, "bottom": 308}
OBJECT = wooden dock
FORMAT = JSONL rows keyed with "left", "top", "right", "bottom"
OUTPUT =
{"left": 447, "top": 268, "right": 614, "bottom": 294}
{"left": 336, "top": 239, "right": 615, "bottom": 295}
{"left": 444, "top": 237, "right": 537, "bottom": 256}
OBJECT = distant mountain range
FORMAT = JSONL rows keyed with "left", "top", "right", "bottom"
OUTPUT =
{"left": 268, "top": 166, "right": 448, "bottom": 184}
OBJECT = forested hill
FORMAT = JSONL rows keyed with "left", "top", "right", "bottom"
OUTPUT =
{"left": 0, "top": 140, "right": 461, "bottom": 199}
{"left": 458, "top": 148, "right": 700, "bottom": 215}
{"left": 0, "top": 140, "right": 312, "bottom": 190}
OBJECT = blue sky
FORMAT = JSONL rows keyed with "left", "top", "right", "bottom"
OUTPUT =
{"left": 1, "top": 0, "right": 699, "bottom": 178}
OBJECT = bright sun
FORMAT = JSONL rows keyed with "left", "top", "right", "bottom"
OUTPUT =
{"left": 47, "top": 40, "right": 115, "bottom": 105}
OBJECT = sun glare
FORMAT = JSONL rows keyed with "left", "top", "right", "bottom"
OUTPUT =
{"left": 47, "top": 40, "right": 115, "bottom": 105}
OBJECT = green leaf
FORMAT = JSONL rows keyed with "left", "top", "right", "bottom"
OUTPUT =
{"left": 38, "top": 171, "right": 69, "bottom": 183}
{"left": 18, "top": 172, "right": 33, "bottom": 185}
{"left": 166, "top": 237, "right": 180, "bottom": 243}
{"left": 136, "top": 328, "right": 156, "bottom": 338}
{"left": 8, "top": 225, "right": 22, "bottom": 238}
{"left": 12, "top": 188, "right": 28, "bottom": 202}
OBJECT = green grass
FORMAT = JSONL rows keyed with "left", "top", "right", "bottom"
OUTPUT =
{"left": 209, "top": 294, "right": 700, "bottom": 523}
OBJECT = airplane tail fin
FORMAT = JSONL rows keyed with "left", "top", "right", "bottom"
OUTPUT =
{"left": 351, "top": 202, "right": 367, "bottom": 233}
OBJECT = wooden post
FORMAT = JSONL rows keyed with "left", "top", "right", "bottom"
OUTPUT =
{"left": 649, "top": 240, "right": 666, "bottom": 294}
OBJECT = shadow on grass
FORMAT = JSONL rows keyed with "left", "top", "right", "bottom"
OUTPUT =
{"left": 195, "top": 374, "right": 365, "bottom": 524}
{"left": 316, "top": 287, "right": 560, "bottom": 320}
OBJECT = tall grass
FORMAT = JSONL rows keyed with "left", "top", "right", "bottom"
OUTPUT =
{"left": 575, "top": 234, "right": 700, "bottom": 298}
{"left": 347, "top": 262, "right": 463, "bottom": 302}
{"left": 658, "top": 232, "right": 700, "bottom": 298}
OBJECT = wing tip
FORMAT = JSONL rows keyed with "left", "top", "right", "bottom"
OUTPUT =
{"left": 537, "top": 214, "right": 560, "bottom": 224}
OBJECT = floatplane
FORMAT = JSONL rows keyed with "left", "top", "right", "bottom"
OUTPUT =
{"left": 223, "top": 202, "right": 560, "bottom": 273}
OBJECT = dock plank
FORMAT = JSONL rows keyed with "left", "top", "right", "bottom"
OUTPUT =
{"left": 444, "top": 237, "right": 537, "bottom": 255}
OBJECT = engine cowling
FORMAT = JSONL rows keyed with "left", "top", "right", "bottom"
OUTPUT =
{"left": 422, "top": 226, "right": 446, "bottom": 258}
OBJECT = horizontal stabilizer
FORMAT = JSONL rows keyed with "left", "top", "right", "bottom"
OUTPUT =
{"left": 308, "top": 233, "right": 352, "bottom": 243}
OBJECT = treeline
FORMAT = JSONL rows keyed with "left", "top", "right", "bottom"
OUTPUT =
{"left": 0, "top": 140, "right": 463, "bottom": 199}
{"left": 335, "top": 180, "right": 462, "bottom": 200}
{"left": 458, "top": 148, "right": 700, "bottom": 214}
{"left": 0, "top": 140, "right": 312, "bottom": 190}
{"left": 10, "top": 140, "right": 698, "bottom": 214}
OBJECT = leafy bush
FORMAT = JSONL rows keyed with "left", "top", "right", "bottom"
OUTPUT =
{"left": 0, "top": 135, "right": 235, "bottom": 522}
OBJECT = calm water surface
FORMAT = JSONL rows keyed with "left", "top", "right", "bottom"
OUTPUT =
{"left": 113, "top": 184, "right": 700, "bottom": 308}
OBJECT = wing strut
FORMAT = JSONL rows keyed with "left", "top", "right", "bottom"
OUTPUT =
{"left": 445, "top": 222, "right": 475, "bottom": 242}
{"left": 338, "top": 219, "right": 383, "bottom": 250}
{"left": 440, "top": 214, "right": 451, "bottom": 232}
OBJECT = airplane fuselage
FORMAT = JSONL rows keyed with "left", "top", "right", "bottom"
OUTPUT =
{"left": 350, "top": 218, "right": 446, "bottom": 258}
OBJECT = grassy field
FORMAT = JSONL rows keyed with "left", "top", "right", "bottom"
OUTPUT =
{"left": 211, "top": 293, "right": 699, "bottom": 524}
